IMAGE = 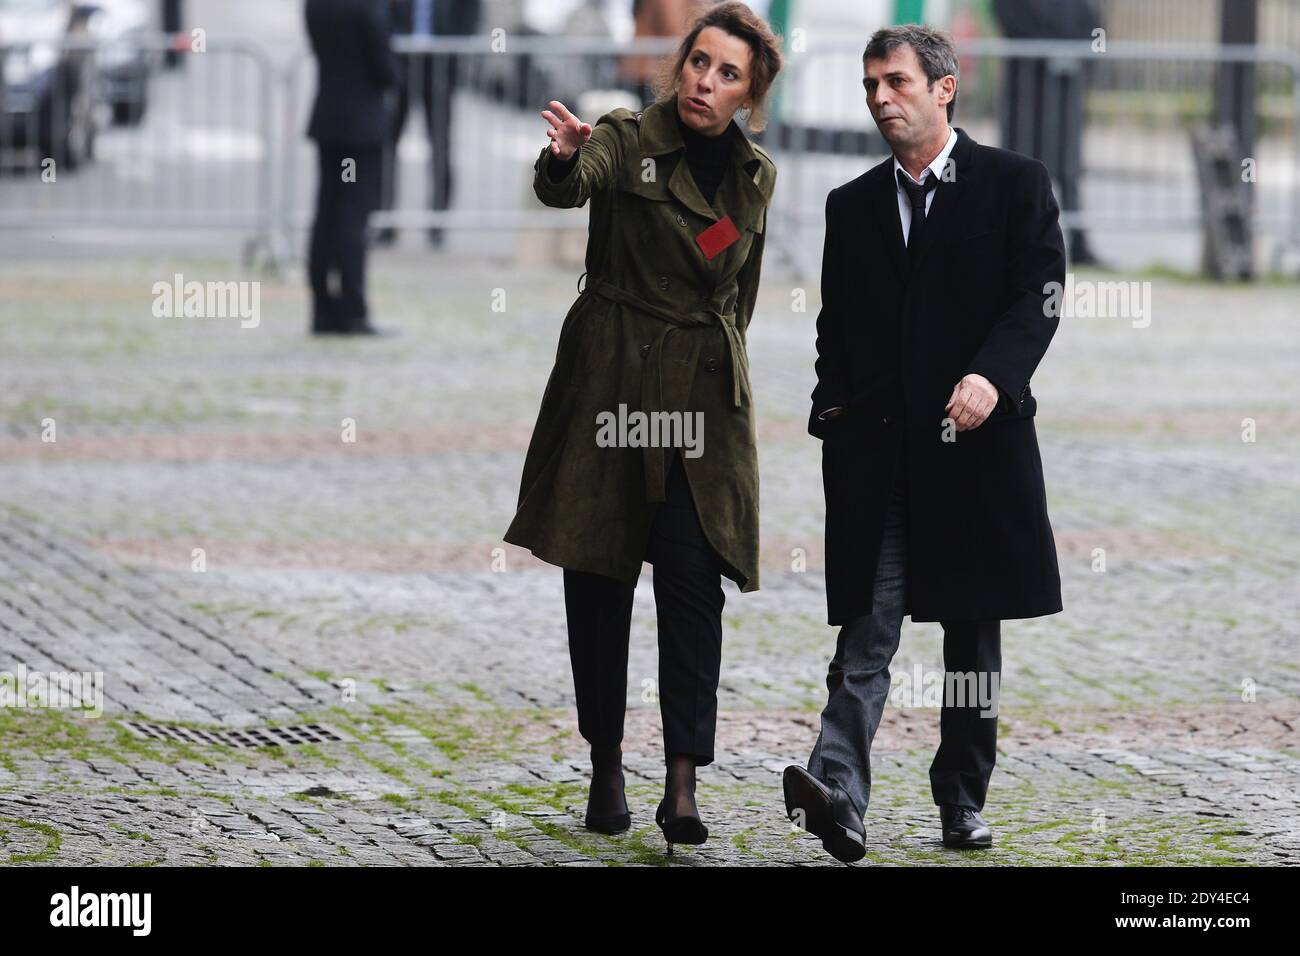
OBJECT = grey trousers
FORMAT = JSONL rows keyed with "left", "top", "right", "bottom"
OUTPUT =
{"left": 807, "top": 448, "right": 1002, "bottom": 818}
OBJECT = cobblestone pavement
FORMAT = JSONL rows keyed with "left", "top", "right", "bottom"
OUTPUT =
{"left": 1, "top": 255, "right": 1297, "bottom": 866}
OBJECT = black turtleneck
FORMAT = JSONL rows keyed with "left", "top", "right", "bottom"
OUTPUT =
{"left": 675, "top": 107, "right": 732, "bottom": 206}
{"left": 545, "top": 103, "right": 733, "bottom": 206}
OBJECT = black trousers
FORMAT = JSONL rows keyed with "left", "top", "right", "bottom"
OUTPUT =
{"left": 380, "top": 53, "right": 457, "bottom": 222}
{"left": 810, "top": 443, "right": 1002, "bottom": 813}
{"left": 309, "top": 143, "right": 382, "bottom": 331}
{"left": 563, "top": 452, "right": 727, "bottom": 766}
{"left": 928, "top": 619, "right": 1001, "bottom": 809}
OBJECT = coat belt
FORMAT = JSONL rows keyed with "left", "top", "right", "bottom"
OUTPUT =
{"left": 580, "top": 273, "right": 744, "bottom": 503}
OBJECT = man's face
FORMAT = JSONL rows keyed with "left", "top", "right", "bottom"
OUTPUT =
{"left": 862, "top": 44, "right": 953, "bottom": 150}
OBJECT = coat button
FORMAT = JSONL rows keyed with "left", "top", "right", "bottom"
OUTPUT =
{"left": 704, "top": 357, "right": 720, "bottom": 372}
{"left": 657, "top": 275, "right": 670, "bottom": 291}
{"left": 640, "top": 344, "right": 651, "bottom": 358}
{"left": 675, "top": 214, "right": 688, "bottom": 227}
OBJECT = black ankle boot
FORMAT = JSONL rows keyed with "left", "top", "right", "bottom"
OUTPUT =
{"left": 584, "top": 744, "right": 630, "bottom": 834}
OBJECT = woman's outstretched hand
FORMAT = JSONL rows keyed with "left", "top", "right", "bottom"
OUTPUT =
{"left": 541, "top": 100, "right": 592, "bottom": 161}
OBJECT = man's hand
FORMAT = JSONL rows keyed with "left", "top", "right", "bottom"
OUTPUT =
{"left": 944, "top": 373, "right": 999, "bottom": 431}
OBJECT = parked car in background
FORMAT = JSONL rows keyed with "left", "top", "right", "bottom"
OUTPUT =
{"left": 82, "top": 0, "right": 151, "bottom": 125}
{"left": 0, "top": 0, "right": 95, "bottom": 168}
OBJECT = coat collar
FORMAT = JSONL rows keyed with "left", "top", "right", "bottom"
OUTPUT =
{"left": 636, "top": 96, "right": 769, "bottom": 229}
{"left": 870, "top": 126, "right": 978, "bottom": 285}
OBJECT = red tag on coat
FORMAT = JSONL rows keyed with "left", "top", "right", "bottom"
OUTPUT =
{"left": 695, "top": 215, "right": 740, "bottom": 261}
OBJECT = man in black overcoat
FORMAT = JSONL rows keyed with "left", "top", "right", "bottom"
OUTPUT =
{"left": 783, "top": 24, "right": 1065, "bottom": 863}
{"left": 305, "top": 0, "right": 399, "bottom": 334}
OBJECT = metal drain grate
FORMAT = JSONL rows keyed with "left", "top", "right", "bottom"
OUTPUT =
{"left": 123, "top": 721, "right": 345, "bottom": 748}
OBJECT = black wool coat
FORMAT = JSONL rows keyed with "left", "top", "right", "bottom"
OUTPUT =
{"left": 809, "top": 127, "right": 1065, "bottom": 625}
{"left": 305, "top": 0, "right": 399, "bottom": 147}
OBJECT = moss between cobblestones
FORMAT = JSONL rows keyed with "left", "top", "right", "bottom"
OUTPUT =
{"left": 433, "top": 784, "right": 639, "bottom": 866}
{"left": 456, "top": 682, "right": 492, "bottom": 704}
{"left": 194, "top": 845, "right": 220, "bottom": 865}
{"left": 340, "top": 742, "right": 411, "bottom": 784}
{"left": 0, "top": 818, "right": 62, "bottom": 864}
{"left": 319, "top": 701, "right": 569, "bottom": 765}
{"left": 0, "top": 707, "right": 245, "bottom": 773}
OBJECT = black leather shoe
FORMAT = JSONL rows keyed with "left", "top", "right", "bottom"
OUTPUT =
{"left": 344, "top": 323, "right": 397, "bottom": 337}
{"left": 655, "top": 798, "right": 707, "bottom": 856}
{"left": 783, "top": 765, "right": 865, "bottom": 863}
{"left": 940, "top": 804, "right": 993, "bottom": 848}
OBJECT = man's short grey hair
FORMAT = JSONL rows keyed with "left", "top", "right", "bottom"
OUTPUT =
{"left": 863, "top": 24, "right": 959, "bottom": 121}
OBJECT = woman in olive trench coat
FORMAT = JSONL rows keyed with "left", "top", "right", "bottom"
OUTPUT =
{"left": 502, "top": 4, "right": 782, "bottom": 851}
{"left": 504, "top": 99, "right": 773, "bottom": 591}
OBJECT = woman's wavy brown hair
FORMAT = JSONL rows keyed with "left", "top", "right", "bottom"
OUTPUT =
{"left": 652, "top": 1, "right": 785, "bottom": 133}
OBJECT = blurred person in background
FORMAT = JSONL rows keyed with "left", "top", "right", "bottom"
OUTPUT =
{"left": 618, "top": 0, "right": 708, "bottom": 105}
{"left": 504, "top": 1, "right": 782, "bottom": 857}
{"left": 305, "top": 0, "right": 399, "bottom": 335}
{"left": 994, "top": 0, "right": 1100, "bottom": 265}
{"left": 160, "top": 0, "right": 182, "bottom": 68}
{"left": 377, "top": 0, "right": 482, "bottom": 247}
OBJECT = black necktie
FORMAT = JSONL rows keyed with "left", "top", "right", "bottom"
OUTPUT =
{"left": 897, "top": 168, "right": 939, "bottom": 255}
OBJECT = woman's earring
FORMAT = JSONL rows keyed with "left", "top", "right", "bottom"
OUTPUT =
{"left": 738, "top": 103, "right": 753, "bottom": 123}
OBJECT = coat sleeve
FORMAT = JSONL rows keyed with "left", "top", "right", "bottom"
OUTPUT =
{"left": 361, "top": 0, "right": 399, "bottom": 91}
{"left": 532, "top": 110, "right": 631, "bottom": 209}
{"left": 963, "top": 158, "right": 1065, "bottom": 411}
{"left": 808, "top": 188, "right": 854, "bottom": 438}
{"left": 734, "top": 186, "right": 773, "bottom": 343}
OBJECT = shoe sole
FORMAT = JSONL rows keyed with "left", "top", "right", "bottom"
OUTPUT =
{"left": 584, "top": 814, "right": 631, "bottom": 835}
{"left": 783, "top": 768, "right": 866, "bottom": 864}
{"left": 942, "top": 832, "right": 993, "bottom": 849}
{"left": 659, "top": 819, "right": 708, "bottom": 845}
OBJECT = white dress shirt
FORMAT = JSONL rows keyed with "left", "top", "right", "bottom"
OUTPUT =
{"left": 892, "top": 126, "right": 957, "bottom": 243}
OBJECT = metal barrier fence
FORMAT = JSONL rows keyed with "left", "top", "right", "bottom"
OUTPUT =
{"left": 280, "top": 35, "right": 682, "bottom": 247}
{"left": 768, "top": 37, "right": 1300, "bottom": 272}
{"left": 2, "top": 34, "right": 1298, "bottom": 275}
{"left": 0, "top": 35, "right": 281, "bottom": 262}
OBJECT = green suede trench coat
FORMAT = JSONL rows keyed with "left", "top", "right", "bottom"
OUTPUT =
{"left": 503, "top": 95, "right": 777, "bottom": 592}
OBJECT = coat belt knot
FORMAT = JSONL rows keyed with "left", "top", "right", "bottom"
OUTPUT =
{"left": 583, "top": 274, "right": 743, "bottom": 502}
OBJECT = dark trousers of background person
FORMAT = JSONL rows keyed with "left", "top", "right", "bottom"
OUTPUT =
{"left": 807, "top": 442, "right": 1003, "bottom": 816}
{"left": 309, "top": 144, "right": 382, "bottom": 332}
{"left": 562, "top": 451, "right": 728, "bottom": 766}
{"left": 379, "top": 53, "right": 456, "bottom": 242}
{"left": 161, "top": 0, "right": 183, "bottom": 68}
{"left": 999, "top": 58, "right": 1093, "bottom": 262}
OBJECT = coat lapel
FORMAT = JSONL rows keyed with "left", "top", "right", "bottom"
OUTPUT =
{"left": 907, "top": 127, "right": 977, "bottom": 271}
{"left": 637, "top": 97, "right": 769, "bottom": 232}
{"left": 868, "top": 160, "right": 909, "bottom": 288}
